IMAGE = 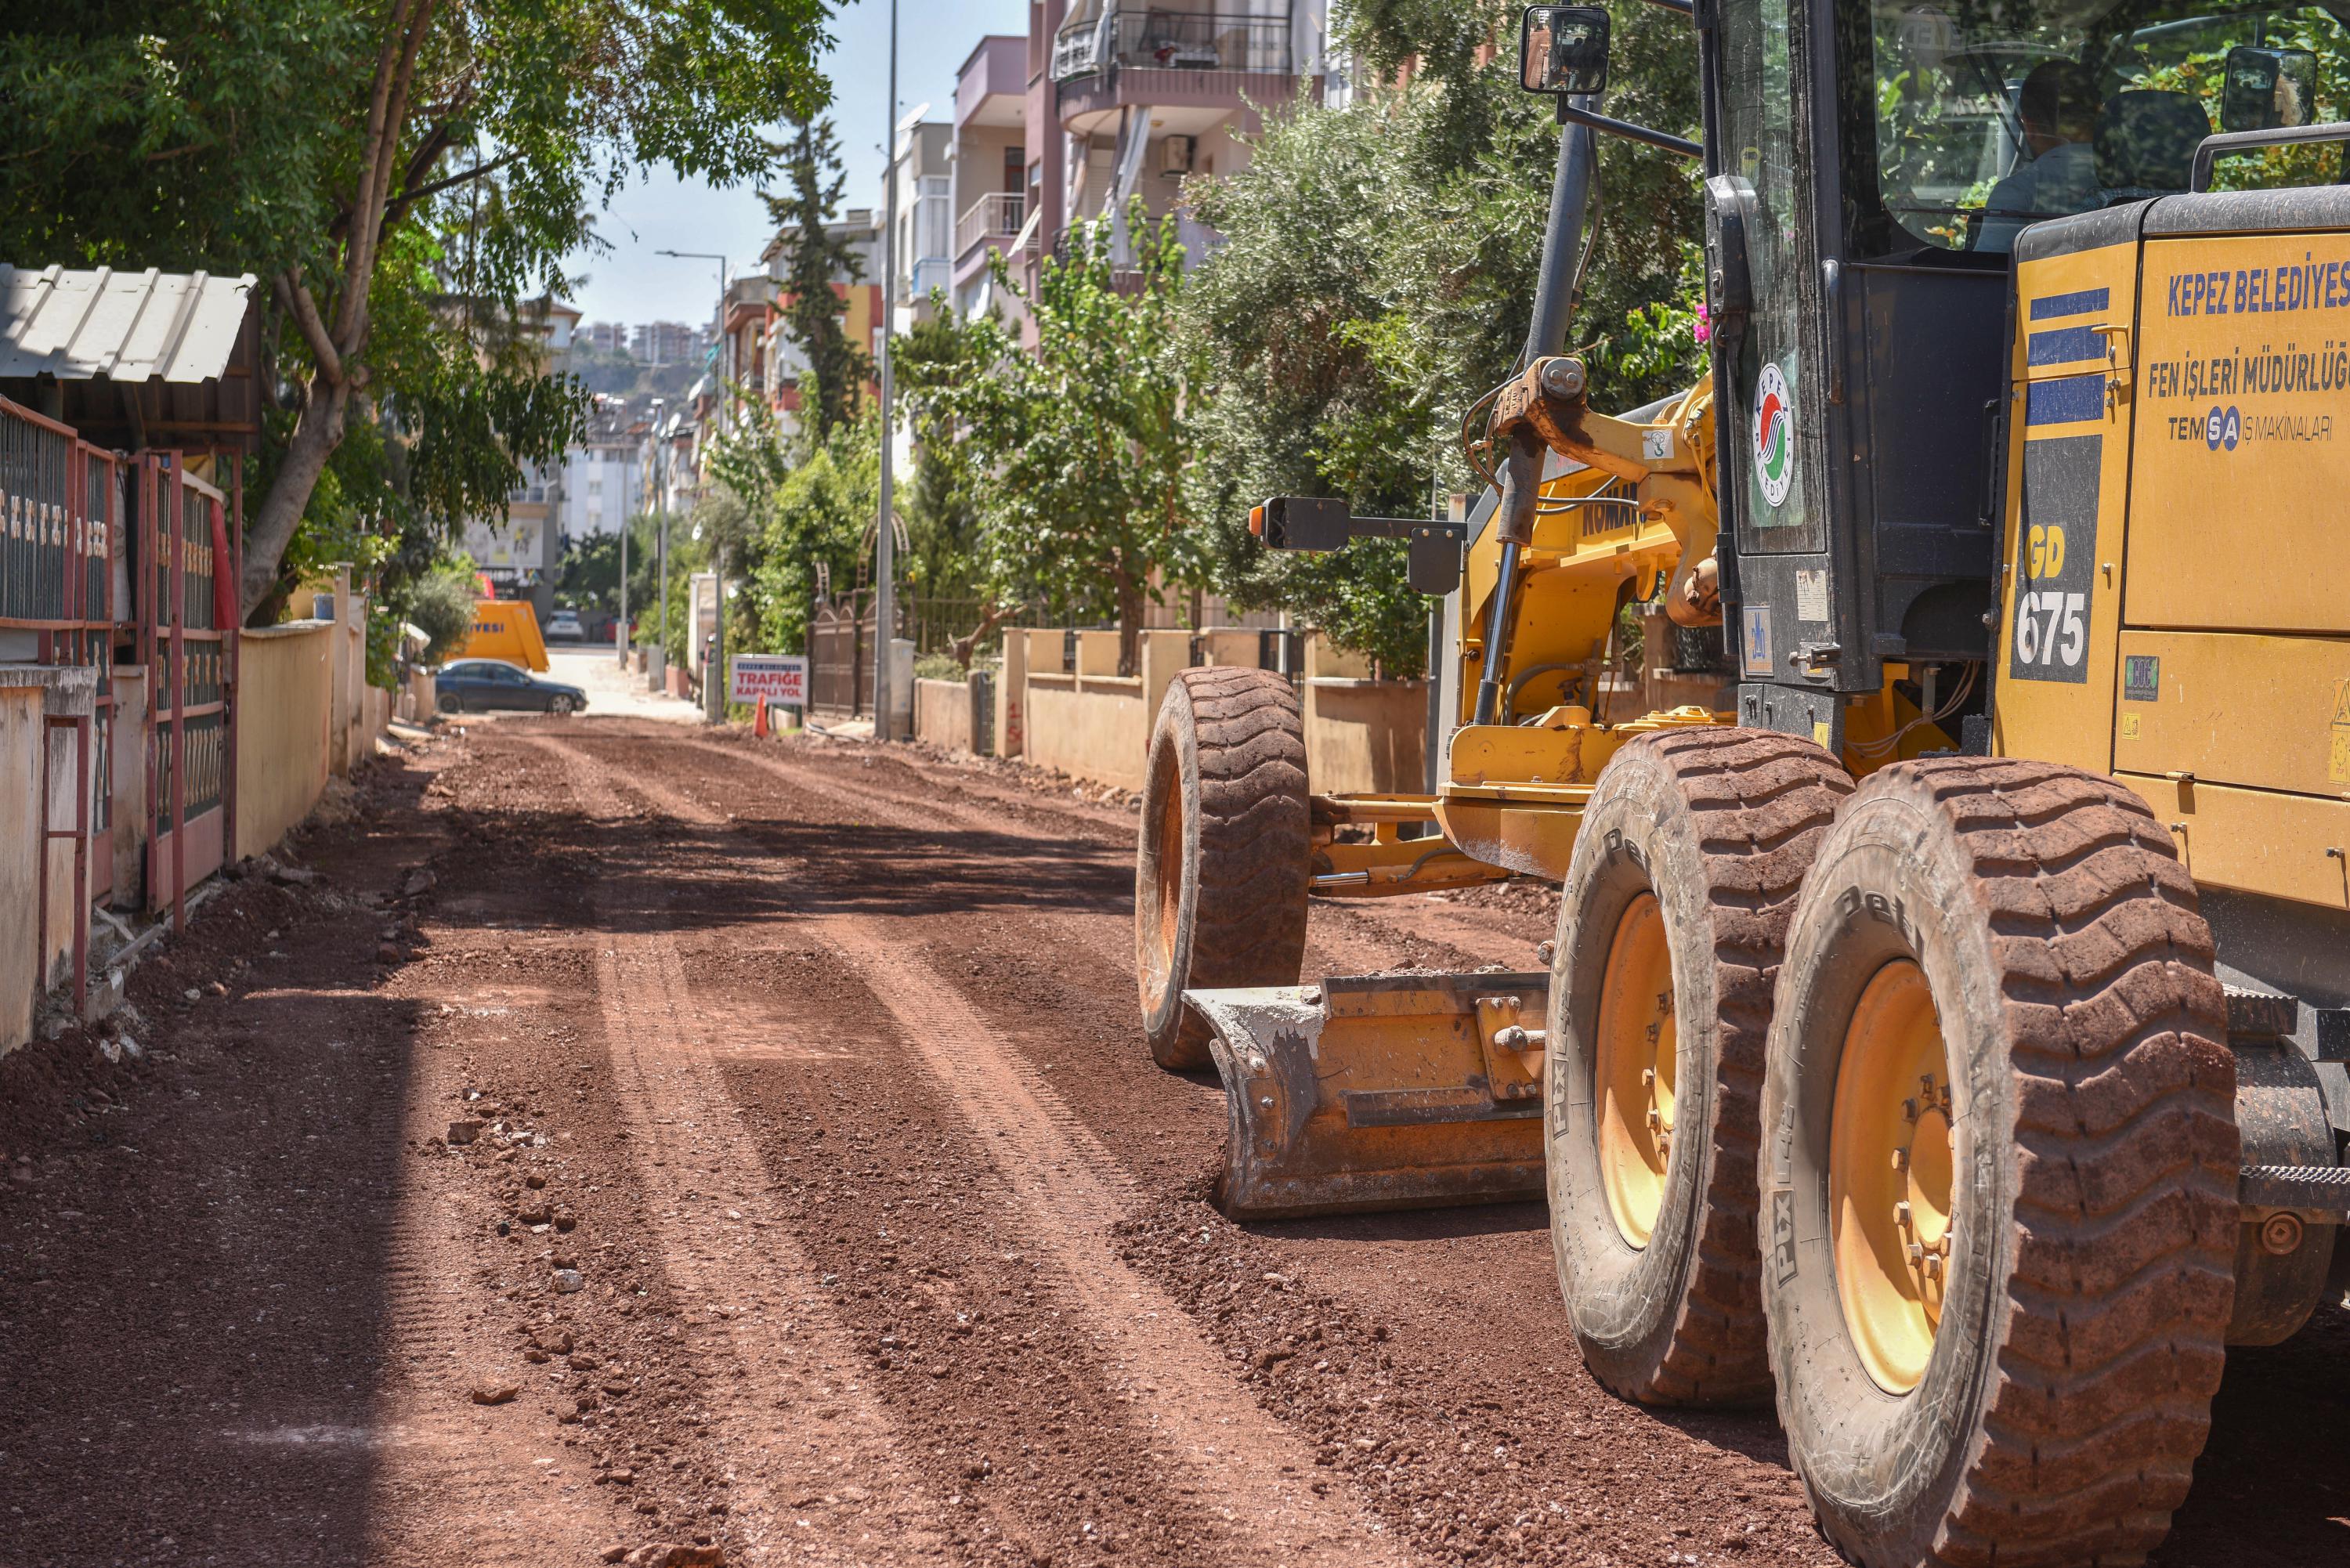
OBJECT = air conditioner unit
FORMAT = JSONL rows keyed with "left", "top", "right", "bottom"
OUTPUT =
{"left": 1159, "top": 135, "right": 1197, "bottom": 177}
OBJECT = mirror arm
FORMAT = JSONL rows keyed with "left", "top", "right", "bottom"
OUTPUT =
{"left": 1556, "top": 101, "right": 1703, "bottom": 159}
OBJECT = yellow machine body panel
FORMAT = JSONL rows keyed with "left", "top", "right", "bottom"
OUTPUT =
{"left": 2128, "top": 234, "right": 2350, "bottom": 634}
{"left": 2111, "top": 630, "right": 2350, "bottom": 795}
{"left": 2000, "top": 227, "right": 2350, "bottom": 912}
{"left": 1992, "top": 243, "right": 2140, "bottom": 777}
{"left": 458, "top": 598, "right": 551, "bottom": 672}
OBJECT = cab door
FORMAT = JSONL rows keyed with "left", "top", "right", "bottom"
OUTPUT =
{"left": 1707, "top": 0, "right": 1843, "bottom": 745}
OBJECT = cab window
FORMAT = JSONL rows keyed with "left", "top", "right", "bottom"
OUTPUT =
{"left": 1845, "top": 1, "right": 2350, "bottom": 258}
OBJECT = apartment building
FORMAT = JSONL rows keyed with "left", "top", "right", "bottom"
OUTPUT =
{"left": 889, "top": 117, "right": 955, "bottom": 318}
{"left": 946, "top": 5, "right": 1328, "bottom": 331}
{"left": 950, "top": 35, "right": 1034, "bottom": 321}
{"left": 755, "top": 207, "right": 887, "bottom": 440}
{"left": 560, "top": 396, "right": 641, "bottom": 540}
{"left": 632, "top": 320, "right": 710, "bottom": 367}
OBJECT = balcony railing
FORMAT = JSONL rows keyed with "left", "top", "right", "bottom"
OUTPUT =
{"left": 1052, "top": 9, "right": 1290, "bottom": 82}
{"left": 956, "top": 190, "right": 1029, "bottom": 256}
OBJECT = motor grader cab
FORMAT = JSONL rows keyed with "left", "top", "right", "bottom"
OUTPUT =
{"left": 1135, "top": 1, "right": 2350, "bottom": 1563}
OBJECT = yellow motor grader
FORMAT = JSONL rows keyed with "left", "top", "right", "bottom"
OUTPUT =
{"left": 1135, "top": 3, "right": 2350, "bottom": 1564}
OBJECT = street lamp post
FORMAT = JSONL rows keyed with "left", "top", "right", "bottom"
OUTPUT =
{"left": 648, "top": 398, "right": 669, "bottom": 684}
{"left": 617, "top": 467, "right": 630, "bottom": 667}
{"left": 874, "top": 0, "right": 900, "bottom": 741}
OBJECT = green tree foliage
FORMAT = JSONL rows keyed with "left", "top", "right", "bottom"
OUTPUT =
{"left": 556, "top": 513, "right": 666, "bottom": 635}
{"left": 559, "top": 529, "right": 623, "bottom": 614}
{"left": 405, "top": 562, "right": 482, "bottom": 663}
{"left": 765, "top": 114, "right": 870, "bottom": 440}
{"left": 0, "top": 0, "right": 833, "bottom": 620}
{"left": 1181, "top": 0, "right": 1707, "bottom": 671}
{"left": 891, "top": 310, "right": 985, "bottom": 603}
{"left": 904, "top": 209, "right": 1191, "bottom": 675}
{"left": 700, "top": 396, "right": 878, "bottom": 664}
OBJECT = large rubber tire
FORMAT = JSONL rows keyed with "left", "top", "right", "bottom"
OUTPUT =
{"left": 1546, "top": 728, "right": 1852, "bottom": 1404}
{"left": 1761, "top": 758, "right": 2236, "bottom": 1568}
{"left": 1136, "top": 668, "right": 1311, "bottom": 1070}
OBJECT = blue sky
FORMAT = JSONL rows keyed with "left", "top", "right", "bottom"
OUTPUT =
{"left": 561, "top": 0, "right": 1030, "bottom": 330}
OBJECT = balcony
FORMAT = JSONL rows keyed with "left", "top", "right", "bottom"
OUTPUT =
{"left": 1052, "top": 9, "right": 1299, "bottom": 134}
{"left": 907, "top": 258, "right": 953, "bottom": 298}
{"left": 956, "top": 191, "right": 1029, "bottom": 258}
{"left": 1052, "top": 9, "right": 1289, "bottom": 82}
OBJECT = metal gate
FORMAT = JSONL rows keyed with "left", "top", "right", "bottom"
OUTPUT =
{"left": 809, "top": 597, "right": 875, "bottom": 718}
{"left": 139, "top": 453, "right": 239, "bottom": 926}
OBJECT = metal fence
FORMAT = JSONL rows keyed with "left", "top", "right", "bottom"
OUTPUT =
{"left": 139, "top": 453, "right": 240, "bottom": 927}
{"left": 0, "top": 397, "right": 116, "bottom": 631}
{"left": 1, "top": 395, "right": 130, "bottom": 1023}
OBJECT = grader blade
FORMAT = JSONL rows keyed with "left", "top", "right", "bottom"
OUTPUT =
{"left": 1185, "top": 972, "right": 1550, "bottom": 1219}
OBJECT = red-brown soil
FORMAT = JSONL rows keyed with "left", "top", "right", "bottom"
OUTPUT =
{"left": 0, "top": 716, "right": 2343, "bottom": 1566}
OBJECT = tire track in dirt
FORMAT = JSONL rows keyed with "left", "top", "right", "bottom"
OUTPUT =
{"left": 677, "top": 738, "right": 1503, "bottom": 984}
{"left": 551, "top": 735, "right": 1421, "bottom": 1568}
{"left": 537, "top": 739, "right": 963, "bottom": 1567}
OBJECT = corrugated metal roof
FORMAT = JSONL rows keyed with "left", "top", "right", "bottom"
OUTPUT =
{"left": 0, "top": 266, "right": 258, "bottom": 384}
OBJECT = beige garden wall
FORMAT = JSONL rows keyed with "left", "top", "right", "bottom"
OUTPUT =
{"left": 989, "top": 628, "right": 1430, "bottom": 798}
{"left": 913, "top": 678, "right": 977, "bottom": 753}
{"left": 1014, "top": 630, "right": 1191, "bottom": 793}
{"left": 236, "top": 623, "right": 334, "bottom": 859}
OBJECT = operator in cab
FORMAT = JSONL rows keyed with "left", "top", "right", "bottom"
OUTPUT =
{"left": 1976, "top": 60, "right": 2101, "bottom": 250}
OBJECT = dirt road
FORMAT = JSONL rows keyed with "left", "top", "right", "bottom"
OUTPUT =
{"left": 5, "top": 716, "right": 2347, "bottom": 1566}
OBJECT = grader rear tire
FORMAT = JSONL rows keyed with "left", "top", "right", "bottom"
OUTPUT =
{"left": 1760, "top": 758, "right": 2236, "bottom": 1568}
{"left": 1546, "top": 728, "right": 1851, "bottom": 1404}
{"left": 1136, "top": 668, "right": 1311, "bottom": 1071}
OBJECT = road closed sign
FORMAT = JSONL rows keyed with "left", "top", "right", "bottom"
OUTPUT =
{"left": 730, "top": 653, "right": 808, "bottom": 707}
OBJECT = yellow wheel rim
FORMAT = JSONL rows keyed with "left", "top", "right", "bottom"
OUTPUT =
{"left": 1595, "top": 893, "right": 1677, "bottom": 1247}
{"left": 1144, "top": 779, "right": 1184, "bottom": 1006}
{"left": 1829, "top": 959, "right": 1955, "bottom": 1394}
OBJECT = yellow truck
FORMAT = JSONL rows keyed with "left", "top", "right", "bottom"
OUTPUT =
{"left": 1139, "top": 6, "right": 2350, "bottom": 1565}
{"left": 456, "top": 598, "right": 549, "bottom": 672}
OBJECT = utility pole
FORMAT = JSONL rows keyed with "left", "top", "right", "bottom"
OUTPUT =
{"left": 873, "top": 0, "right": 900, "bottom": 741}
{"left": 616, "top": 446, "right": 630, "bottom": 667}
{"left": 649, "top": 398, "right": 670, "bottom": 679}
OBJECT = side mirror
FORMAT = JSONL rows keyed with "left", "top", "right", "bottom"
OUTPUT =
{"left": 1520, "top": 5, "right": 1611, "bottom": 96}
{"left": 2222, "top": 45, "right": 2319, "bottom": 132}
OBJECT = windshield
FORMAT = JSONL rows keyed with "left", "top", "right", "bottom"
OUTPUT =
{"left": 1848, "top": 2, "right": 2350, "bottom": 255}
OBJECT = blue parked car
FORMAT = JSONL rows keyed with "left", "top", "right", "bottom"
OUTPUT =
{"left": 435, "top": 659, "right": 588, "bottom": 716}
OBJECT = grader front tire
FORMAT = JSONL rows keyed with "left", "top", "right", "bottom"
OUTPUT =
{"left": 1135, "top": 668, "right": 1311, "bottom": 1071}
{"left": 1546, "top": 728, "right": 1851, "bottom": 1405}
{"left": 1761, "top": 758, "right": 2236, "bottom": 1568}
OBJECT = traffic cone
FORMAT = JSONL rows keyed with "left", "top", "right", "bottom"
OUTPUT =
{"left": 754, "top": 693, "right": 770, "bottom": 739}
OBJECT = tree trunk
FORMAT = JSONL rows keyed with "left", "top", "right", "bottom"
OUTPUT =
{"left": 951, "top": 601, "right": 1008, "bottom": 672}
{"left": 241, "top": 375, "right": 352, "bottom": 620}
{"left": 1114, "top": 571, "right": 1145, "bottom": 678}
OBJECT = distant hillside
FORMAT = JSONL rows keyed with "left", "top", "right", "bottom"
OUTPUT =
{"left": 563, "top": 345, "right": 706, "bottom": 402}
